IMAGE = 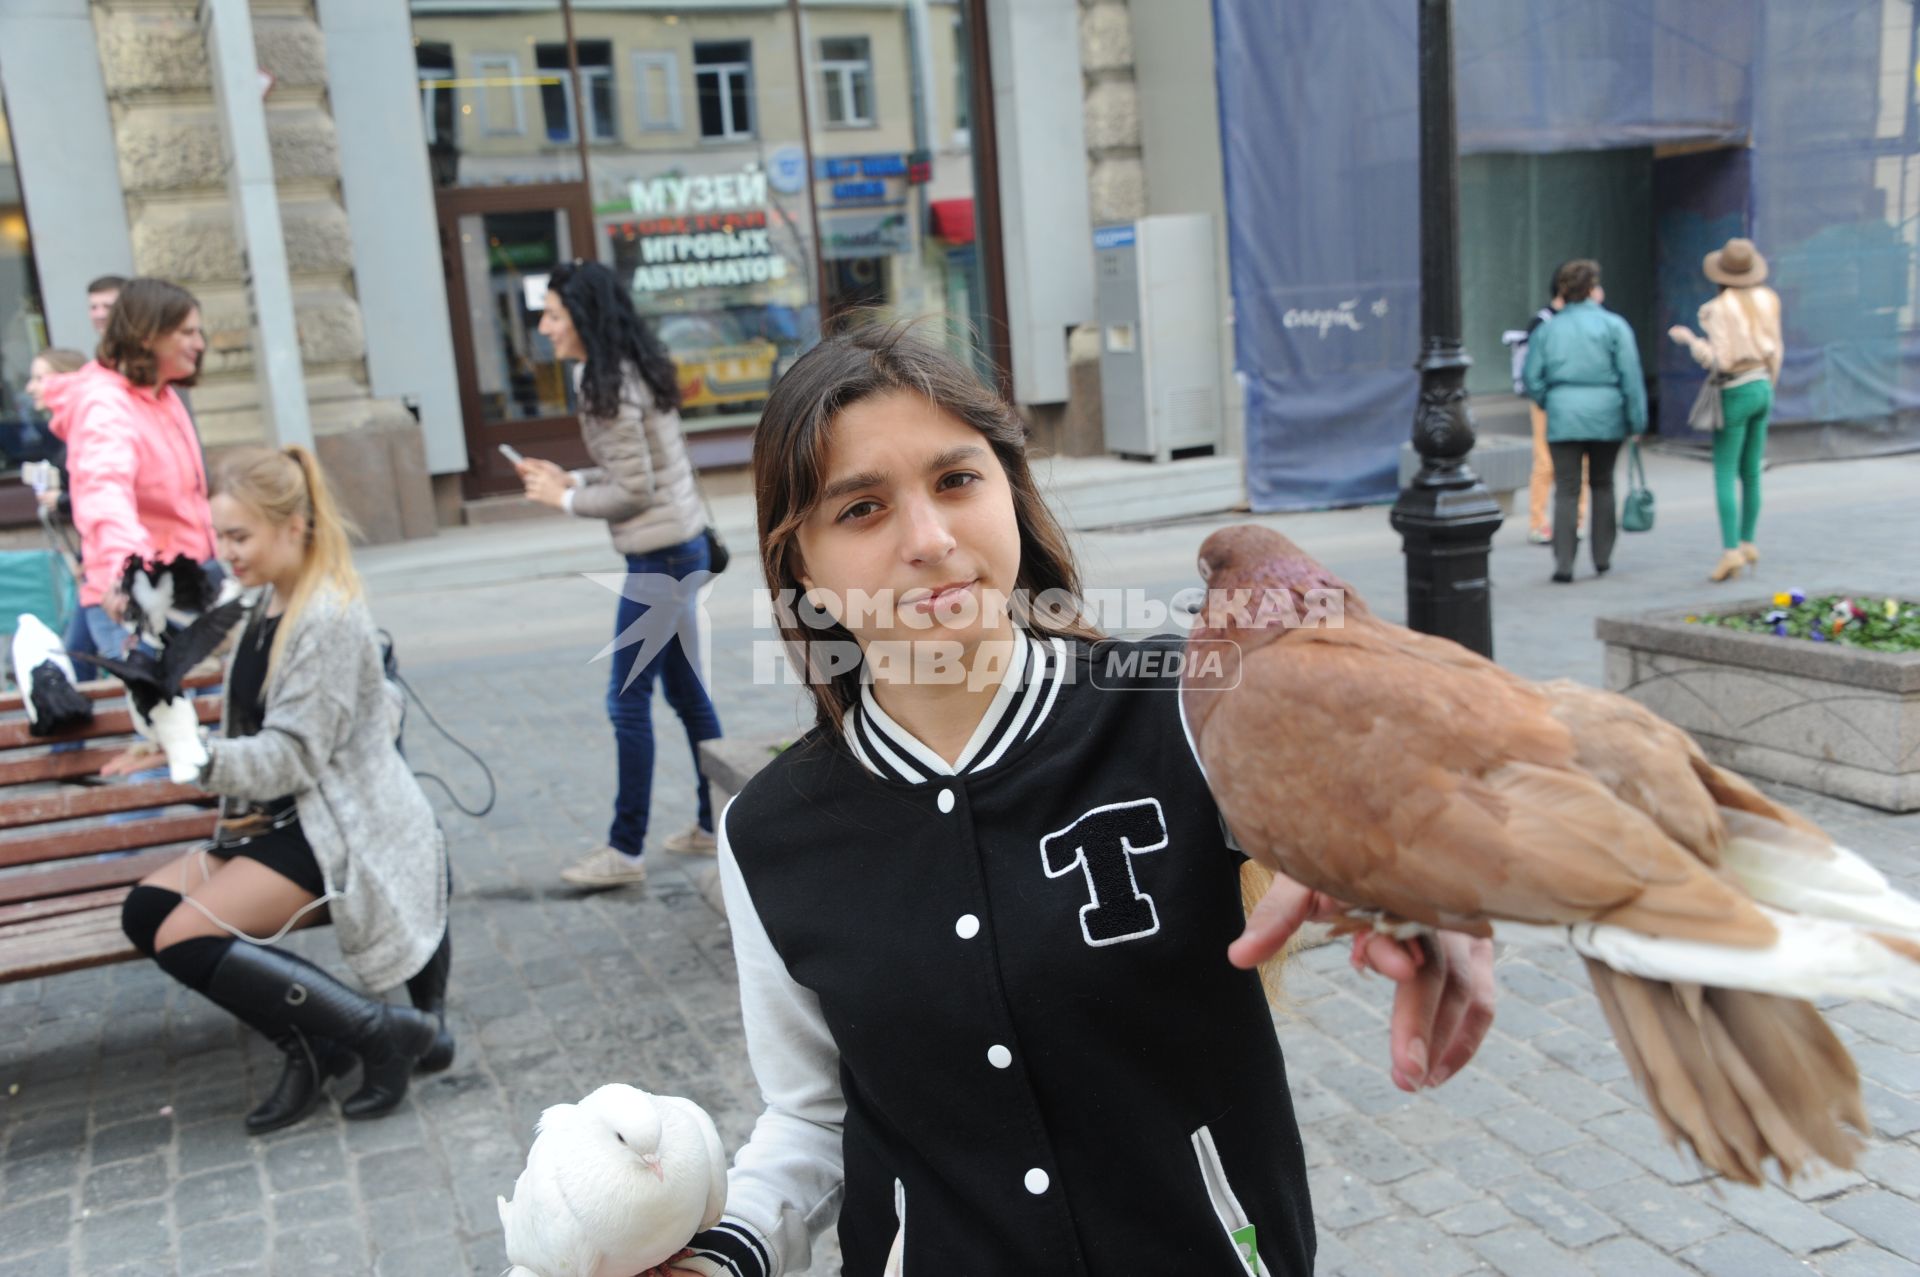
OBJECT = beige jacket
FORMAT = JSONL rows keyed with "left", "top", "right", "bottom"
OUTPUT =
{"left": 567, "top": 362, "right": 706, "bottom": 556}
{"left": 201, "top": 590, "right": 447, "bottom": 993}
{"left": 1680, "top": 285, "right": 1784, "bottom": 388}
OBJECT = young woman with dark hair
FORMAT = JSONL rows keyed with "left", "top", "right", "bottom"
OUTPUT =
{"left": 522, "top": 259, "right": 724, "bottom": 889}
{"left": 652, "top": 324, "right": 1495, "bottom": 1277}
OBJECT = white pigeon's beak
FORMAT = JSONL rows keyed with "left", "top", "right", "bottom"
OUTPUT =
{"left": 641, "top": 1152, "right": 664, "bottom": 1181}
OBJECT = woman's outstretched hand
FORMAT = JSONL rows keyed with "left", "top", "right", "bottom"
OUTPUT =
{"left": 1230, "top": 871, "right": 1496, "bottom": 1093}
{"left": 99, "top": 744, "right": 161, "bottom": 777}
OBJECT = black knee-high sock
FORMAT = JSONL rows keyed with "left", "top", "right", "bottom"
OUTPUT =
{"left": 154, "top": 934, "right": 234, "bottom": 995}
{"left": 121, "top": 885, "right": 181, "bottom": 958}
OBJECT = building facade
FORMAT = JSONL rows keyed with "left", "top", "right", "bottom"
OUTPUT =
{"left": 0, "top": 0, "right": 1144, "bottom": 538}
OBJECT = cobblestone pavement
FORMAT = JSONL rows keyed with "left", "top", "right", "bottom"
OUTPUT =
{"left": 0, "top": 450, "right": 1916, "bottom": 1275}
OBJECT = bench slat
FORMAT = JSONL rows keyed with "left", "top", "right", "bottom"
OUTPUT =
{"left": 0, "top": 698, "right": 222, "bottom": 752}
{"left": 0, "top": 887, "right": 128, "bottom": 925}
{"left": 0, "top": 748, "right": 131, "bottom": 786}
{"left": 0, "top": 906, "right": 136, "bottom": 981}
{"left": 0, "top": 812, "right": 217, "bottom": 870}
{"left": 0, "top": 843, "right": 200, "bottom": 906}
{"left": 0, "top": 780, "right": 214, "bottom": 831}
{"left": 0, "top": 669, "right": 222, "bottom": 716}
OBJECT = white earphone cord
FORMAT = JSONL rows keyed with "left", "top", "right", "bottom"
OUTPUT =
{"left": 168, "top": 844, "right": 337, "bottom": 946}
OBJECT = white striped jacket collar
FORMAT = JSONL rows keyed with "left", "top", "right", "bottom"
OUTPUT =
{"left": 842, "top": 630, "right": 1071, "bottom": 784}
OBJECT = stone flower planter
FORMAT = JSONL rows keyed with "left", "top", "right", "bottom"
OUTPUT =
{"left": 1596, "top": 594, "right": 1920, "bottom": 812}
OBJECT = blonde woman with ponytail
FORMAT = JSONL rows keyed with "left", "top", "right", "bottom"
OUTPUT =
{"left": 104, "top": 446, "right": 454, "bottom": 1135}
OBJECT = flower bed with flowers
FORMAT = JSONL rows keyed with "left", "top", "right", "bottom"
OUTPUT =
{"left": 1686, "top": 591, "right": 1920, "bottom": 654}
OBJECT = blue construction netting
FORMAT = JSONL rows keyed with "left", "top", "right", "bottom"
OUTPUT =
{"left": 1216, "top": 0, "right": 1920, "bottom": 511}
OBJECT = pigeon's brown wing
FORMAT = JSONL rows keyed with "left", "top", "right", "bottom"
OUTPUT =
{"left": 1192, "top": 626, "right": 1776, "bottom": 948}
{"left": 157, "top": 598, "right": 247, "bottom": 685}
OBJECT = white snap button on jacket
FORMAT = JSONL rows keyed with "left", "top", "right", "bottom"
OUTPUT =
{"left": 1024, "top": 1168, "right": 1049, "bottom": 1195}
{"left": 955, "top": 914, "right": 980, "bottom": 939}
{"left": 988, "top": 1044, "right": 1012, "bottom": 1069}
{"left": 937, "top": 787, "right": 955, "bottom": 813}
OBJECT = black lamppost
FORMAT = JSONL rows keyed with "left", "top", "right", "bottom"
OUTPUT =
{"left": 1389, "top": 0, "right": 1502, "bottom": 657}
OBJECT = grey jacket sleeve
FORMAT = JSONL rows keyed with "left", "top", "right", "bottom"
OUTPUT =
{"left": 680, "top": 797, "right": 847, "bottom": 1277}
{"left": 199, "top": 607, "right": 357, "bottom": 802}
{"left": 570, "top": 389, "right": 658, "bottom": 524}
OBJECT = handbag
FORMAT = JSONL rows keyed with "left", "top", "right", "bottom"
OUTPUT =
{"left": 1687, "top": 373, "right": 1725, "bottom": 432}
{"left": 1621, "top": 439, "right": 1655, "bottom": 533}
{"left": 694, "top": 474, "right": 730, "bottom": 575}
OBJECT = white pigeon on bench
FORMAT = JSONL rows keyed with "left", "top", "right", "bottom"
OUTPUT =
{"left": 10, "top": 613, "right": 93, "bottom": 737}
{"left": 499, "top": 1083, "right": 727, "bottom": 1277}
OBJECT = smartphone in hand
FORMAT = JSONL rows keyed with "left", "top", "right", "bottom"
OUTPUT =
{"left": 498, "top": 443, "right": 526, "bottom": 466}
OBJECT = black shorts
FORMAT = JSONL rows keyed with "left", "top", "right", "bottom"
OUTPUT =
{"left": 210, "top": 810, "right": 325, "bottom": 898}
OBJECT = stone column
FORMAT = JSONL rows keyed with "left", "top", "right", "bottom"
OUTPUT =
{"left": 91, "top": 0, "right": 434, "bottom": 543}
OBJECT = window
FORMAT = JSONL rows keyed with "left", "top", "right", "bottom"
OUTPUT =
{"left": 634, "top": 51, "right": 683, "bottom": 133}
{"left": 695, "top": 41, "right": 754, "bottom": 141}
{"left": 535, "top": 41, "right": 616, "bottom": 143}
{"left": 416, "top": 42, "right": 456, "bottom": 144}
{"left": 473, "top": 54, "right": 526, "bottom": 137}
{"left": 820, "top": 36, "right": 874, "bottom": 128}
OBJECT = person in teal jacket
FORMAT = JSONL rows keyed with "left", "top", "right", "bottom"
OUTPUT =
{"left": 1521, "top": 259, "right": 1648, "bottom": 583}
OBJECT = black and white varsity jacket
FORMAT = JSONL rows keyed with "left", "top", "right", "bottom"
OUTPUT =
{"left": 682, "top": 632, "right": 1314, "bottom": 1277}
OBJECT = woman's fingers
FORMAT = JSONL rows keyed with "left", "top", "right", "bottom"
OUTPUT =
{"left": 1382, "top": 936, "right": 1445, "bottom": 1091}
{"left": 1228, "top": 874, "right": 1321, "bottom": 970}
{"left": 1427, "top": 934, "right": 1496, "bottom": 1087}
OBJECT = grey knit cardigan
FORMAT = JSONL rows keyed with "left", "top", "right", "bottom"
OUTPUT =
{"left": 199, "top": 588, "right": 447, "bottom": 993}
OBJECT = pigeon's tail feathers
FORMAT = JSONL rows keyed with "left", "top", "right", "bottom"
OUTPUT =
{"left": 27, "top": 661, "right": 94, "bottom": 736}
{"left": 1718, "top": 808, "right": 1920, "bottom": 935}
{"left": 1550, "top": 907, "right": 1920, "bottom": 1007}
{"left": 1584, "top": 958, "right": 1867, "bottom": 1185}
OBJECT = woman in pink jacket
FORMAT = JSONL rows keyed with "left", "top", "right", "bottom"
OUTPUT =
{"left": 40, "top": 278, "right": 216, "bottom": 663}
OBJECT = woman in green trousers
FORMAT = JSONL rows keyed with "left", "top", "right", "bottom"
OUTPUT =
{"left": 1668, "top": 238, "right": 1784, "bottom": 582}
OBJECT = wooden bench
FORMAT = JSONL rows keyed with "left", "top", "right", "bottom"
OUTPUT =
{"left": 0, "top": 672, "right": 225, "bottom": 982}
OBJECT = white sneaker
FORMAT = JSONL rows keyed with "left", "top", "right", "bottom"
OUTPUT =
{"left": 560, "top": 846, "right": 647, "bottom": 889}
{"left": 661, "top": 825, "right": 718, "bottom": 856}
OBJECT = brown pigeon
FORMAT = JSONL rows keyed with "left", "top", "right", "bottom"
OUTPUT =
{"left": 1182, "top": 524, "right": 1920, "bottom": 1187}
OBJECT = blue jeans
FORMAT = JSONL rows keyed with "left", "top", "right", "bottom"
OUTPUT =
{"left": 606, "top": 536, "right": 722, "bottom": 856}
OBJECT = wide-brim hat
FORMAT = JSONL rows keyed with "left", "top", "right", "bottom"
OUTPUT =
{"left": 1705, "top": 237, "right": 1768, "bottom": 286}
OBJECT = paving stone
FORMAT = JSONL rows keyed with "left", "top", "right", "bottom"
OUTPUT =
{"left": 1861, "top": 1081, "right": 1920, "bottom": 1139}
{"left": 81, "top": 1156, "right": 167, "bottom": 1212}
{"left": 1431, "top": 1198, "right": 1517, "bottom": 1237}
{"left": 1468, "top": 1226, "right": 1595, "bottom": 1277}
{"left": 75, "top": 1202, "right": 168, "bottom": 1273}
{"left": 1511, "top": 1068, "right": 1631, "bottom": 1123}
{"left": 1581, "top": 1235, "right": 1696, "bottom": 1277}
{"left": 1534, "top": 1141, "right": 1643, "bottom": 1192}
{"left": 1821, "top": 1188, "right": 1920, "bottom": 1258}
{"left": 1492, "top": 1174, "right": 1622, "bottom": 1247}
{"left": 1390, "top": 1168, "right": 1479, "bottom": 1216}
{"left": 1338, "top": 1215, "right": 1479, "bottom": 1276}
{"left": 170, "top": 1164, "right": 262, "bottom": 1231}
{"left": 0, "top": 1248, "right": 73, "bottom": 1277}
{"left": 1581, "top": 1177, "right": 1727, "bottom": 1249}
{"left": 1482, "top": 1106, "right": 1585, "bottom": 1157}
{"left": 1679, "top": 1229, "right": 1817, "bottom": 1277}
{"left": 1706, "top": 1181, "right": 1856, "bottom": 1254}
{"left": 372, "top": 1233, "right": 465, "bottom": 1275}
{"left": 2, "top": 1150, "right": 83, "bottom": 1204}
{"left": 1852, "top": 1043, "right": 1920, "bottom": 1094}
{"left": 1493, "top": 958, "right": 1584, "bottom": 1006}
{"left": 1534, "top": 1028, "right": 1631, "bottom": 1083}
{"left": 1583, "top": 1111, "right": 1713, "bottom": 1185}
{"left": 1814, "top": 1242, "right": 1920, "bottom": 1277}
{"left": 262, "top": 1130, "right": 348, "bottom": 1194}
{"left": 0, "top": 1197, "right": 71, "bottom": 1256}
{"left": 174, "top": 1213, "right": 264, "bottom": 1275}
{"left": 1304, "top": 1165, "right": 1392, "bottom": 1230}
{"left": 1853, "top": 1142, "right": 1920, "bottom": 1199}
{"left": 1308, "top": 1115, "right": 1431, "bottom": 1185}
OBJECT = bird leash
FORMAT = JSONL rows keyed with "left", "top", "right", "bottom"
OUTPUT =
{"left": 378, "top": 629, "right": 498, "bottom": 819}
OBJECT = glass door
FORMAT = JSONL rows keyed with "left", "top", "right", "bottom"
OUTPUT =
{"left": 437, "top": 184, "right": 596, "bottom": 497}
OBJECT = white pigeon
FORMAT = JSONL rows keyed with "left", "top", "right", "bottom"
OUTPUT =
{"left": 499, "top": 1083, "right": 728, "bottom": 1277}
{"left": 10, "top": 613, "right": 93, "bottom": 737}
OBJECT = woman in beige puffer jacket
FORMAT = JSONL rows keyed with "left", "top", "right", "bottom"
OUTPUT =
{"left": 519, "top": 260, "right": 724, "bottom": 889}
